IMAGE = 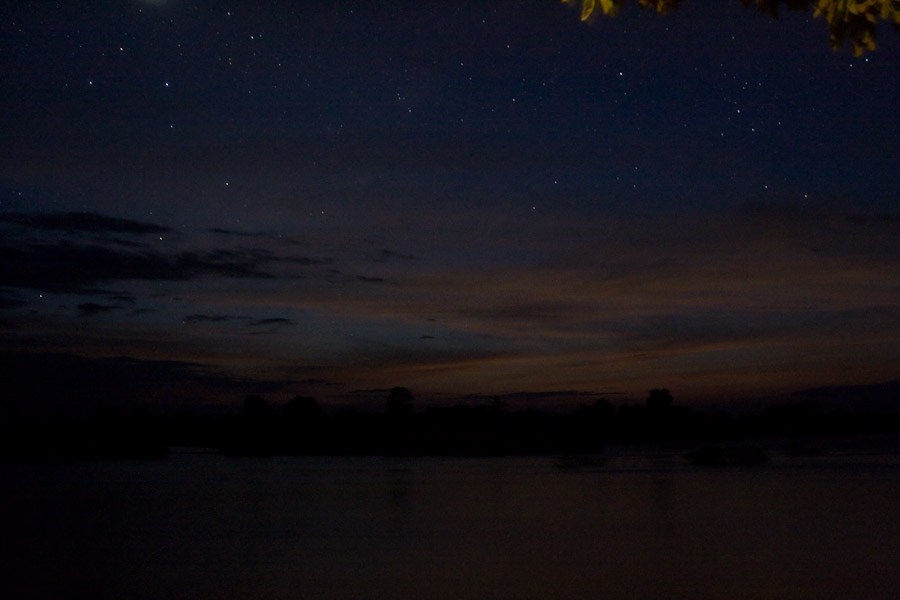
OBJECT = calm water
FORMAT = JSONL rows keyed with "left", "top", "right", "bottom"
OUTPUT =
{"left": 3, "top": 442, "right": 900, "bottom": 600}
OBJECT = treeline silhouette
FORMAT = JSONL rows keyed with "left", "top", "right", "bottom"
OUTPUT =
{"left": 2, "top": 387, "right": 899, "bottom": 460}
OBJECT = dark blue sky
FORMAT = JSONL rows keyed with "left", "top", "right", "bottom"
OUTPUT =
{"left": 2, "top": 1, "right": 899, "bottom": 411}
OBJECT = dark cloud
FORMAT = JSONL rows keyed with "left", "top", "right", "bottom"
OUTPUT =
{"left": 463, "top": 390, "right": 616, "bottom": 403}
{"left": 446, "top": 390, "right": 627, "bottom": 409}
{"left": 297, "top": 378, "right": 342, "bottom": 387}
{"left": 107, "top": 237, "right": 146, "bottom": 248}
{"left": 76, "top": 302, "right": 120, "bottom": 318}
{"left": 209, "top": 227, "right": 265, "bottom": 237}
{"left": 247, "top": 317, "right": 295, "bottom": 336}
{"left": 185, "top": 314, "right": 246, "bottom": 323}
{"left": 0, "top": 240, "right": 274, "bottom": 292}
{"left": 185, "top": 238, "right": 332, "bottom": 268}
{"left": 183, "top": 315, "right": 294, "bottom": 329}
{"left": 250, "top": 318, "right": 295, "bottom": 327}
{"left": 0, "top": 212, "right": 346, "bottom": 295}
{"left": 2, "top": 205, "right": 897, "bottom": 405}
{"left": 0, "top": 288, "right": 27, "bottom": 310}
{"left": 281, "top": 255, "right": 334, "bottom": 266}
{"left": 78, "top": 289, "right": 136, "bottom": 303}
{"left": 0, "top": 211, "right": 168, "bottom": 235}
{"left": 344, "top": 388, "right": 393, "bottom": 397}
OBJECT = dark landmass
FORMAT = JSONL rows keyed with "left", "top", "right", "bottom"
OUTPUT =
{"left": 2, "top": 386, "right": 899, "bottom": 461}
{"left": 684, "top": 443, "right": 769, "bottom": 466}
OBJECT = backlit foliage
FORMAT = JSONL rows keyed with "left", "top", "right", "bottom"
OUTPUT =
{"left": 565, "top": 0, "right": 900, "bottom": 55}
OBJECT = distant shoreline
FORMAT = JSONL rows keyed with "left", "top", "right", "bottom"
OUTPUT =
{"left": 3, "top": 392, "right": 899, "bottom": 461}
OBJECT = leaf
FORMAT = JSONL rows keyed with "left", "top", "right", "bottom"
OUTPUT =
{"left": 581, "top": 0, "right": 597, "bottom": 20}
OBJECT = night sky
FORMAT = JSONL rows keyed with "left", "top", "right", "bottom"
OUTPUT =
{"left": 2, "top": 0, "right": 899, "bottom": 413}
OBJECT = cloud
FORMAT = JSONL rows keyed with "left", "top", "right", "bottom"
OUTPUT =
{"left": 0, "top": 241, "right": 275, "bottom": 292}
{"left": 2, "top": 207, "right": 897, "bottom": 404}
{"left": 296, "top": 378, "right": 342, "bottom": 387}
{"left": 0, "top": 211, "right": 336, "bottom": 294}
{"left": 185, "top": 314, "right": 246, "bottom": 323}
{"left": 250, "top": 317, "right": 295, "bottom": 327}
{"left": 183, "top": 315, "right": 295, "bottom": 330}
{"left": 0, "top": 288, "right": 26, "bottom": 310}
{"left": 247, "top": 317, "right": 296, "bottom": 336}
{"left": 0, "top": 211, "right": 168, "bottom": 235}
{"left": 279, "top": 255, "right": 334, "bottom": 266}
{"left": 209, "top": 227, "right": 266, "bottom": 238}
{"left": 461, "top": 389, "right": 621, "bottom": 406}
{"left": 78, "top": 288, "right": 136, "bottom": 302}
{"left": 77, "top": 302, "right": 121, "bottom": 318}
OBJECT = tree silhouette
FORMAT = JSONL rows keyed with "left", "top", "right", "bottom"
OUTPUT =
{"left": 241, "top": 394, "right": 276, "bottom": 421}
{"left": 284, "top": 395, "right": 324, "bottom": 423}
{"left": 386, "top": 386, "right": 414, "bottom": 417}
{"left": 566, "top": 0, "right": 900, "bottom": 55}
{"left": 646, "top": 388, "right": 674, "bottom": 411}
{"left": 572, "top": 398, "right": 616, "bottom": 449}
{"left": 645, "top": 388, "right": 682, "bottom": 440}
{"left": 282, "top": 396, "right": 326, "bottom": 454}
{"left": 224, "top": 395, "right": 278, "bottom": 456}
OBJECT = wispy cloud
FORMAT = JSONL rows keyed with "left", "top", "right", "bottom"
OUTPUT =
{"left": 0, "top": 212, "right": 340, "bottom": 294}
{"left": 1, "top": 211, "right": 169, "bottom": 235}
{"left": 77, "top": 302, "right": 122, "bottom": 318}
{"left": 251, "top": 317, "right": 295, "bottom": 327}
{"left": 185, "top": 314, "right": 246, "bottom": 323}
{"left": 0, "top": 241, "right": 275, "bottom": 291}
{"left": 1, "top": 206, "right": 897, "bottom": 403}
{"left": 355, "top": 275, "right": 386, "bottom": 284}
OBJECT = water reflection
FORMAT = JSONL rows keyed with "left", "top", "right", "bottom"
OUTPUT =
{"left": 2, "top": 452, "right": 900, "bottom": 599}
{"left": 386, "top": 461, "right": 415, "bottom": 536}
{"left": 650, "top": 473, "right": 677, "bottom": 538}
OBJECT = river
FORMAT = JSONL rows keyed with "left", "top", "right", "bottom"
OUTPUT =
{"left": 3, "top": 439, "right": 899, "bottom": 599}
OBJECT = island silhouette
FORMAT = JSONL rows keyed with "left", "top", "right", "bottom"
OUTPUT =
{"left": 2, "top": 386, "right": 898, "bottom": 461}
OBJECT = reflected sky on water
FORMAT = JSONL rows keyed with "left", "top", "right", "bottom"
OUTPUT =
{"left": 3, "top": 446, "right": 900, "bottom": 599}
